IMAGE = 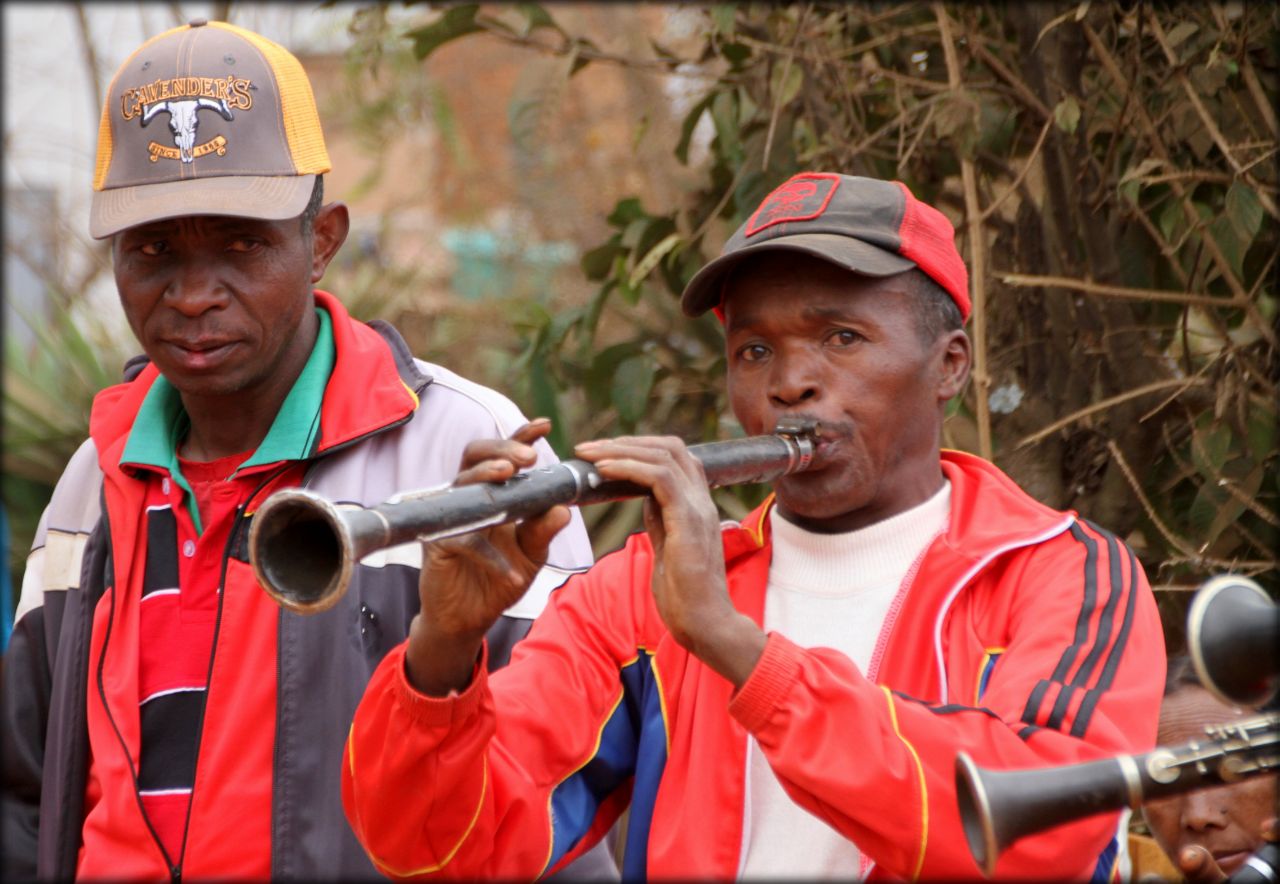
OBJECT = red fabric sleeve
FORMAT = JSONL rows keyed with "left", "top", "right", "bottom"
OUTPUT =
{"left": 341, "top": 536, "right": 657, "bottom": 879}
{"left": 729, "top": 530, "right": 1164, "bottom": 881}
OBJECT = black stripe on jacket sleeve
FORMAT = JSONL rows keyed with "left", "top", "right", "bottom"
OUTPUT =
{"left": 1021, "top": 522, "right": 1100, "bottom": 727}
{"left": 1070, "top": 534, "right": 1139, "bottom": 738}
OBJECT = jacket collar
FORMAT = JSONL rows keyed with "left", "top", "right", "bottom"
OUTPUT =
{"left": 726, "top": 449, "right": 1070, "bottom": 564}
{"left": 724, "top": 449, "right": 1076, "bottom": 701}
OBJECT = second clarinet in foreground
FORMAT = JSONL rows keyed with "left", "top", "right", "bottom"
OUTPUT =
{"left": 249, "top": 417, "right": 821, "bottom": 614}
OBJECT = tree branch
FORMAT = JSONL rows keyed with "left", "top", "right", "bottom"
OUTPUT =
{"left": 995, "top": 273, "right": 1248, "bottom": 307}
{"left": 1014, "top": 377, "right": 1211, "bottom": 451}
{"left": 1146, "top": 10, "right": 1279, "bottom": 220}
{"left": 1080, "top": 20, "right": 1276, "bottom": 350}
{"left": 934, "top": 3, "right": 992, "bottom": 460}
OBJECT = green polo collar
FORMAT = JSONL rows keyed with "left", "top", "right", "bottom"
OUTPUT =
{"left": 120, "top": 307, "right": 335, "bottom": 531}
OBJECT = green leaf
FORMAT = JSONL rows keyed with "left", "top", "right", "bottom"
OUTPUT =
{"left": 1158, "top": 199, "right": 1184, "bottom": 243}
{"left": 770, "top": 59, "right": 804, "bottom": 107}
{"left": 515, "top": 3, "right": 563, "bottom": 36}
{"left": 406, "top": 5, "right": 482, "bottom": 60}
{"left": 1225, "top": 182, "right": 1263, "bottom": 244}
{"left": 613, "top": 252, "right": 642, "bottom": 305}
{"left": 607, "top": 197, "right": 647, "bottom": 228}
{"left": 583, "top": 341, "right": 639, "bottom": 408}
{"left": 1204, "top": 462, "right": 1262, "bottom": 551}
{"left": 1246, "top": 406, "right": 1276, "bottom": 461}
{"left": 721, "top": 42, "right": 751, "bottom": 66}
{"left": 546, "top": 306, "right": 583, "bottom": 350}
{"left": 581, "top": 242, "right": 622, "bottom": 281}
{"left": 620, "top": 218, "right": 650, "bottom": 250}
{"left": 710, "top": 90, "right": 741, "bottom": 159}
{"left": 1208, "top": 214, "right": 1244, "bottom": 278}
{"left": 1191, "top": 422, "right": 1233, "bottom": 477}
{"left": 612, "top": 354, "right": 656, "bottom": 423}
{"left": 675, "top": 93, "right": 715, "bottom": 165}
{"left": 710, "top": 4, "right": 736, "bottom": 37}
{"left": 567, "top": 39, "right": 594, "bottom": 77}
{"left": 628, "top": 233, "right": 682, "bottom": 289}
{"left": 1165, "top": 21, "right": 1199, "bottom": 51}
{"left": 1053, "top": 96, "right": 1081, "bottom": 135}
{"left": 632, "top": 113, "right": 651, "bottom": 152}
{"left": 528, "top": 357, "right": 566, "bottom": 455}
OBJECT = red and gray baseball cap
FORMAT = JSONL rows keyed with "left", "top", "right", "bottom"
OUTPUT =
{"left": 680, "top": 172, "right": 971, "bottom": 321}
{"left": 90, "top": 19, "right": 331, "bottom": 239}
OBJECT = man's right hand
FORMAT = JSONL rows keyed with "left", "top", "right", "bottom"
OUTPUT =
{"left": 404, "top": 418, "right": 571, "bottom": 696}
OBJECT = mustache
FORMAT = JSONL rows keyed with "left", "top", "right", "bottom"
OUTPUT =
{"left": 778, "top": 414, "right": 853, "bottom": 442}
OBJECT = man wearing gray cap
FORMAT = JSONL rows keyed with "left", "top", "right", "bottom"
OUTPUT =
{"left": 0, "top": 19, "right": 615, "bottom": 881}
{"left": 341, "top": 173, "right": 1166, "bottom": 880}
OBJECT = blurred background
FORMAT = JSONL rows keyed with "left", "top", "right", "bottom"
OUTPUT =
{"left": 3, "top": 2, "right": 1277, "bottom": 650}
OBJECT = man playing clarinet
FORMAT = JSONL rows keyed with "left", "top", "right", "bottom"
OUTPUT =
{"left": 340, "top": 173, "right": 1166, "bottom": 880}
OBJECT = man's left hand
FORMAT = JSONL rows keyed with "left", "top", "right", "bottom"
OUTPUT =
{"left": 574, "top": 435, "right": 766, "bottom": 687}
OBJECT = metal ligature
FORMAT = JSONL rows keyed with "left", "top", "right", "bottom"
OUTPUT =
{"left": 249, "top": 417, "right": 821, "bottom": 614}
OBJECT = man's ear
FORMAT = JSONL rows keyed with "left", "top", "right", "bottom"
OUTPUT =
{"left": 937, "top": 329, "right": 972, "bottom": 402}
{"left": 310, "top": 202, "right": 350, "bottom": 284}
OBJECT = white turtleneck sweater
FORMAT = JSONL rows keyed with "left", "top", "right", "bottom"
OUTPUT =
{"left": 739, "top": 483, "right": 951, "bottom": 880}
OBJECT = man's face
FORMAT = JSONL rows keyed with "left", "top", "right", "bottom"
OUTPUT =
{"left": 722, "top": 253, "right": 967, "bottom": 532}
{"left": 112, "top": 214, "right": 321, "bottom": 403}
{"left": 1143, "top": 686, "right": 1278, "bottom": 877}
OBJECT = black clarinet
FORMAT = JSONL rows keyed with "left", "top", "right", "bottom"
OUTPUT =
{"left": 249, "top": 417, "right": 821, "bottom": 613}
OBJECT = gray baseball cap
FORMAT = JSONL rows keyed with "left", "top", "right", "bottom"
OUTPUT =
{"left": 680, "top": 173, "right": 971, "bottom": 320}
{"left": 90, "top": 19, "right": 331, "bottom": 239}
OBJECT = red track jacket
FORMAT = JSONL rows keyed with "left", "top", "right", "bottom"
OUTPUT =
{"left": 343, "top": 450, "right": 1164, "bottom": 880}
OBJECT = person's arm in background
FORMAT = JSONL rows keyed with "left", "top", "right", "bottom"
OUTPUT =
{"left": 1, "top": 441, "right": 106, "bottom": 880}
{"left": 1, "top": 507, "right": 50, "bottom": 881}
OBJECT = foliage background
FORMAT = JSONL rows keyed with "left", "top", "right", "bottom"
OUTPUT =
{"left": 4, "top": 2, "right": 1277, "bottom": 651}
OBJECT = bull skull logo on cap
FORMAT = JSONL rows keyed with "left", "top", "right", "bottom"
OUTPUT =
{"left": 140, "top": 97, "right": 234, "bottom": 164}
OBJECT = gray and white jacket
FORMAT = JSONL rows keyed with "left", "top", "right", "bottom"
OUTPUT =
{"left": 1, "top": 310, "right": 605, "bottom": 881}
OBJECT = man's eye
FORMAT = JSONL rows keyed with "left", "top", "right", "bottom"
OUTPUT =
{"left": 138, "top": 241, "right": 168, "bottom": 256}
{"left": 228, "top": 238, "right": 262, "bottom": 252}
{"left": 826, "top": 329, "right": 862, "bottom": 347}
{"left": 738, "top": 343, "right": 770, "bottom": 362}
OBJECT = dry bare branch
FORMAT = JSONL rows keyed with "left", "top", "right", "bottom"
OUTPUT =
{"left": 1014, "top": 378, "right": 1212, "bottom": 451}
{"left": 996, "top": 273, "right": 1248, "bottom": 307}
{"left": 979, "top": 116, "right": 1053, "bottom": 222}
{"left": 934, "top": 3, "right": 992, "bottom": 460}
{"left": 1106, "top": 439, "right": 1200, "bottom": 559}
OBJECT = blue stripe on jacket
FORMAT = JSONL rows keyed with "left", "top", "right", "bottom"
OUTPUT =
{"left": 544, "top": 650, "right": 669, "bottom": 880}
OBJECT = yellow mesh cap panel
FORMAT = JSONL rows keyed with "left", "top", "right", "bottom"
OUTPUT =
{"left": 93, "top": 101, "right": 114, "bottom": 191}
{"left": 93, "top": 23, "right": 190, "bottom": 191}
{"left": 211, "top": 21, "right": 331, "bottom": 174}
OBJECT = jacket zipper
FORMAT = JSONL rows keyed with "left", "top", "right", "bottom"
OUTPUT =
{"left": 173, "top": 465, "right": 291, "bottom": 880}
{"left": 169, "top": 503, "right": 242, "bottom": 881}
{"left": 97, "top": 463, "right": 290, "bottom": 882}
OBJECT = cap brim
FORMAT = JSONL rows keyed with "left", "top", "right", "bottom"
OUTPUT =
{"left": 90, "top": 174, "right": 316, "bottom": 239}
{"left": 679, "top": 233, "right": 916, "bottom": 317}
